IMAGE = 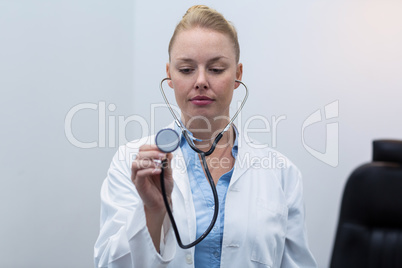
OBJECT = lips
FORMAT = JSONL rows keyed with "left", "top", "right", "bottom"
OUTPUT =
{"left": 190, "top": 96, "right": 213, "bottom": 101}
{"left": 190, "top": 96, "right": 214, "bottom": 106}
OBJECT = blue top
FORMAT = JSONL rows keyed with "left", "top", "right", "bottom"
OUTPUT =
{"left": 175, "top": 123, "right": 239, "bottom": 268}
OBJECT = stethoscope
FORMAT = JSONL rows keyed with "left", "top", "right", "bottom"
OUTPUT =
{"left": 155, "top": 77, "right": 248, "bottom": 249}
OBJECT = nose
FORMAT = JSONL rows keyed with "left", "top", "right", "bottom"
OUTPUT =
{"left": 195, "top": 70, "right": 208, "bottom": 90}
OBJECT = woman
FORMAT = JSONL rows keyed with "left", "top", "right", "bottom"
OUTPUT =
{"left": 94, "top": 5, "right": 316, "bottom": 268}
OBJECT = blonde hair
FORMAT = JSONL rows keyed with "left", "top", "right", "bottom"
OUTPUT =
{"left": 168, "top": 5, "right": 240, "bottom": 62}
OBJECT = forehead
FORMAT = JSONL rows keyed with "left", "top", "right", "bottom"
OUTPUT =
{"left": 170, "top": 28, "right": 236, "bottom": 62}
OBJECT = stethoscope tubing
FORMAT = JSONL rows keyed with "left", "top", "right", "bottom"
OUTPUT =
{"left": 158, "top": 77, "right": 248, "bottom": 249}
{"left": 159, "top": 78, "right": 248, "bottom": 136}
{"left": 160, "top": 151, "right": 219, "bottom": 249}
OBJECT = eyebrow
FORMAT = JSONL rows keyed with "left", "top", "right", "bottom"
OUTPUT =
{"left": 176, "top": 56, "right": 229, "bottom": 64}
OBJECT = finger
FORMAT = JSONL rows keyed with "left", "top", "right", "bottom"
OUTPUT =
{"left": 139, "top": 144, "right": 162, "bottom": 152}
{"left": 167, "top": 152, "right": 173, "bottom": 160}
{"left": 133, "top": 168, "right": 161, "bottom": 188}
{"left": 131, "top": 159, "right": 160, "bottom": 183}
{"left": 132, "top": 159, "right": 160, "bottom": 171}
{"left": 136, "top": 150, "right": 166, "bottom": 161}
{"left": 162, "top": 153, "right": 174, "bottom": 177}
{"left": 132, "top": 167, "right": 162, "bottom": 186}
{"left": 138, "top": 144, "right": 170, "bottom": 159}
{"left": 137, "top": 167, "right": 162, "bottom": 178}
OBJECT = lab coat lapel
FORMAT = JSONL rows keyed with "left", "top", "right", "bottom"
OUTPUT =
{"left": 230, "top": 130, "right": 254, "bottom": 188}
{"left": 171, "top": 147, "right": 191, "bottom": 202}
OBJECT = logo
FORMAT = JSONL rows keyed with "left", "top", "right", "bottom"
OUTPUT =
{"left": 302, "top": 100, "right": 339, "bottom": 167}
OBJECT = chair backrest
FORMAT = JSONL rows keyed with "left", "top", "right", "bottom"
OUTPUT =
{"left": 330, "top": 140, "right": 402, "bottom": 268}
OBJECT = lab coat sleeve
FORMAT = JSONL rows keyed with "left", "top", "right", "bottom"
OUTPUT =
{"left": 94, "top": 144, "right": 176, "bottom": 268}
{"left": 280, "top": 164, "right": 317, "bottom": 268}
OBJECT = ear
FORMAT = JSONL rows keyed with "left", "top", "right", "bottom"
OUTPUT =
{"left": 166, "top": 63, "right": 173, "bottom": 88}
{"left": 234, "top": 63, "right": 243, "bottom": 89}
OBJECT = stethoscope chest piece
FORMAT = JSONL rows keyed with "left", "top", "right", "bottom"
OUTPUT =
{"left": 155, "top": 128, "right": 180, "bottom": 153}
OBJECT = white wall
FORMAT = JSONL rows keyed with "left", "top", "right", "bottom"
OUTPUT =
{"left": 0, "top": 1, "right": 134, "bottom": 267}
{"left": 1, "top": 0, "right": 401, "bottom": 267}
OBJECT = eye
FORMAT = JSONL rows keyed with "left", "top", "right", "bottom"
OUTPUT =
{"left": 209, "top": 68, "right": 224, "bottom": 74}
{"left": 179, "top": 68, "right": 193, "bottom": 74}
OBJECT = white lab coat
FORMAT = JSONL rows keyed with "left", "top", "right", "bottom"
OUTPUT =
{"left": 94, "top": 123, "right": 317, "bottom": 268}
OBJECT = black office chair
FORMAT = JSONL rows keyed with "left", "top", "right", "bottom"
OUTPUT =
{"left": 331, "top": 140, "right": 402, "bottom": 268}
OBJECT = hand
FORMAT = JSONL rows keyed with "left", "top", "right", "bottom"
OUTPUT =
{"left": 131, "top": 145, "right": 174, "bottom": 215}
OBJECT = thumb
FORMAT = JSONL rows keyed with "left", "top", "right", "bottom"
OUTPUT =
{"left": 163, "top": 153, "right": 174, "bottom": 178}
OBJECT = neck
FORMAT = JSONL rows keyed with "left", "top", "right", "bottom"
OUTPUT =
{"left": 180, "top": 115, "right": 234, "bottom": 149}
